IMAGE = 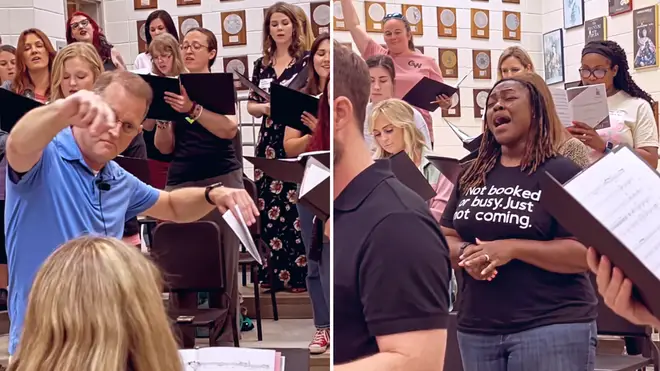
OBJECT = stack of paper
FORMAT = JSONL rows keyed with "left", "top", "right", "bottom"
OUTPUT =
{"left": 550, "top": 83, "right": 610, "bottom": 129}
{"left": 179, "top": 347, "right": 285, "bottom": 370}
{"left": 223, "top": 205, "right": 262, "bottom": 265}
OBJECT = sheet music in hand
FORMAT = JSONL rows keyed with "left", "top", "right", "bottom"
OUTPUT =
{"left": 540, "top": 145, "right": 660, "bottom": 318}
{"left": 550, "top": 83, "right": 610, "bottom": 129}
{"left": 222, "top": 205, "right": 262, "bottom": 265}
{"left": 298, "top": 156, "right": 331, "bottom": 220}
{"left": 180, "top": 346, "right": 281, "bottom": 371}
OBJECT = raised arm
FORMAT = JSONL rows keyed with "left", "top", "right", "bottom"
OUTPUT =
{"left": 339, "top": 0, "right": 374, "bottom": 55}
{"left": 154, "top": 122, "right": 175, "bottom": 154}
{"left": 7, "top": 91, "right": 115, "bottom": 173}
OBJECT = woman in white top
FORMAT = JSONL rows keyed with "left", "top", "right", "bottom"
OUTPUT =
{"left": 569, "top": 40, "right": 658, "bottom": 167}
{"left": 134, "top": 10, "right": 179, "bottom": 72}
{"left": 364, "top": 54, "right": 431, "bottom": 150}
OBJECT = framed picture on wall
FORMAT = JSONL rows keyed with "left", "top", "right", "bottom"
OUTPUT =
{"left": 178, "top": 14, "right": 203, "bottom": 40}
{"left": 436, "top": 7, "right": 457, "bottom": 38}
{"left": 563, "top": 0, "right": 584, "bottom": 29}
{"left": 543, "top": 29, "right": 565, "bottom": 85}
{"left": 334, "top": 0, "right": 347, "bottom": 31}
{"left": 609, "top": 0, "right": 633, "bottom": 16}
{"left": 223, "top": 55, "right": 249, "bottom": 91}
{"left": 585, "top": 17, "right": 607, "bottom": 43}
{"left": 633, "top": 6, "right": 658, "bottom": 69}
{"left": 177, "top": 0, "right": 200, "bottom": 5}
{"left": 441, "top": 92, "right": 461, "bottom": 118}
{"left": 402, "top": 4, "right": 423, "bottom": 35}
{"left": 137, "top": 20, "right": 148, "bottom": 54}
{"left": 311, "top": 2, "right": 331, "bottom": 36}
{"left": 365, "top": 2, "right": 387, "bottom": 33}
{"left": 134, "top": 0, "right": 157, "bottom": 10}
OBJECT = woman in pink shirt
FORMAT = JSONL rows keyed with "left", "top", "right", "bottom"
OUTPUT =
{"left": 339, "top": 0, "right": 451, "bottom": 146}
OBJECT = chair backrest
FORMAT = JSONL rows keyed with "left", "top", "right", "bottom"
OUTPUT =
{"left": 444, "top": 312, "right": 464, "bottom": 371}
{"left": 151, "top": 221, "right": 225, "bottom": 292}
{"left": 589, "top": 274, "right": 650, "bottom": 337}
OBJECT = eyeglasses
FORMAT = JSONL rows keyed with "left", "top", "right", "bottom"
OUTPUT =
{"left": 70, "top": 19, "right": 90, "bottom": 31}
{"left": 579, "top": 67, "right": 609, "bottom": 79}
{"left": 180, "top": 43, "right": 208, "bottom": 52}
{"left": 153, "top": 53, "right": 173, "bottom": 62}
{"left": 383, "top": 13, "right": 404, "bottom": 21}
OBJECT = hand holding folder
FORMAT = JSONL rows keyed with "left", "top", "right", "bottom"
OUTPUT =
{"left": 387, "top": 151, "right": 436, "bottom": 201}
{"left": 137, "top": 74, "right": 182, "bottom": 121}
{"left": 402, "top": 77, "right": 458, "bottom": 112}
{"left": 540, "top": 145, "right": 660, "bottom": 320}
{"left": 270, "top": 83, "right": 319, "bottom": 135}
{"left": 0, "top": 88, "right": 43, "bottom": 132}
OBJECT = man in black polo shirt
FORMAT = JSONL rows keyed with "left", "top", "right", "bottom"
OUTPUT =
{"left": 332, "top": 42, "right": 451, "bottom": 370}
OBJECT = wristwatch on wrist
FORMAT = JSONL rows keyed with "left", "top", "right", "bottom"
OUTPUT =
{"left": 603, "top": 141, "right": 614, "bottom": 154}
{"left": 204, "top": 182, "right": 224, "bottom": 205}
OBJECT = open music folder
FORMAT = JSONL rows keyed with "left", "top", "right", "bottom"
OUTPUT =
{"left": 0, "top": 88, "right": 43, "bottom": 132}
{"left": 244, "top": 151, "right": 330, "bottom": 220}
{"left": 179, "top": 347, "right": 284, "bottom": 371}
{"left": 270, "top": 84, "right": 319, "bottom": 135}
{"left": 402, "top": 77, "right": 458, "bottom": 112}
{"left": 425, "top": 155, "right": 464, "bottom": 185}
{"left": 550, "top": 83, "right": 610, "bottom": 129}
{"left": 138, "top": 74, "right": 183, "bottom": 121}
{"left": 387, "top": 151, "right": 436, "bottom": 201}
{"left": 235, "top": 71, "right": 270, "bottom": 102}
{"left": 540, "top": 145, "right": 660, "bottom": 318}
{"left": 444, "top": 119, "right": 481, "bottom": 152}
{"left": 222, "top": 205, "right": 262, "bottom": 265}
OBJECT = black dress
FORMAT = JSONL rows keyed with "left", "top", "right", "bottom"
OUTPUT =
{"left": 249, "top": 54, "right": 309, "bottom": 290}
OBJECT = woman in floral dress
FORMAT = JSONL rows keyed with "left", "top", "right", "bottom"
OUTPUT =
{"left": 247, "top": 2, "right": 309, "bottom": 292}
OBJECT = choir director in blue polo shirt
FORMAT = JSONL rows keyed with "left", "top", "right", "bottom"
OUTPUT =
{"left": 3, "top": 71, "right": 259, "bottom": 356}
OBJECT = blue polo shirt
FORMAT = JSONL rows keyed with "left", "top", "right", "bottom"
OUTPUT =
{"left": 4, "top": 128, "right": 160, "bottom": 354}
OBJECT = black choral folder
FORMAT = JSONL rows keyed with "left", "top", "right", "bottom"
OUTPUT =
{"left": 540, "top": 145, "right": 660, "bottom": 318}
{"left": 387, "top": 151, "right": 436, "bottom": 201}
{"left": 244, "top": 151, "right": 330, "bottom": 220}
{"left": 0, "top": 89, "right": 43, "bottom": 132}
{"left": 115, "top": 156, "right": 152, "bottom": 185}
{"left": 444, "top": 119, "right": 481, "bottom": 152}
{"left": 402, "top": 77, "right": 458, "bottom": 112}
{"left": 138, "top": 74, "right": 182, "bottom": 121}
{"left": 235, "top": 72, "right": 270, "bottom": 102}
{"left": 180, "top": 73, "right": 236, "bottom": 115}
{"left": 270, "top": 83, "right": 318, "bottom": 136}
{"left": 426, "top": 155, "right": 463, "bottom": 185}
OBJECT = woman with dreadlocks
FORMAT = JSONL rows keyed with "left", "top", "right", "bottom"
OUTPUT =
{"left": 569, "top": 40, "right": 658, "bottom": 167}
{"left": 440, "top": 75, "right": 598, "bottom": 371}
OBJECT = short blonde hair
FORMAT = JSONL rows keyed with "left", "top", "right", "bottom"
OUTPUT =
{"left": 369, "top": 98, "right": 427, "bottom": 160}
{"left": 497, "top": 46, "right": 536, "bottom": 80}
{"left": 149, "top": 33, "right": 188, "bottom": 77}
{"left": 50, "top": 42, "right": 104, "bottom": 101}
{"left": 9, "top": 236, "right": 181, "bottom": 371}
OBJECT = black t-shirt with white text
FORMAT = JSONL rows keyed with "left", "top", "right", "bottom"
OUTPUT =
{"left": 441, "top": 156, "right": 597, "bottom": 335}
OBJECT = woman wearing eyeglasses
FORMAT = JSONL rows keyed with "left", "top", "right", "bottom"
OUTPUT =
{"left": 152, "top": 27, "right": 244, "bottom": 346}
{"left": 568, "top": 41, "right": 658, "bottom": 168}
{"left": 66, "top": 12, "right": 126, "bottom": 71}
{"left": 339, "top": 0, "right": 451, "bottom": 147}
{"left": 133, "top": 10, "right": 179, "bottom": 72}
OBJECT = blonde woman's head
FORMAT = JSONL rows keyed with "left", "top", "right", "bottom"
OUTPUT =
{"left": 50, "top": 42, "right": 104, "bottom": 100}
{"left": 149, "top": 33, "right": 187, "bottom": 77}
{"left": 293, "top": 5, "right": 315, "bottom": 50}
{"left": 498, "top": 46, "right": 535, "bottom": 80}
{"left": 10, "top": 236, "right": 182, "bottom": 371}
{"left": 369, "top": 98, "right": 426, "bottom": 160}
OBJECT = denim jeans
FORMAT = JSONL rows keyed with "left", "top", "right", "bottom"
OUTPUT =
{"left": 457, "top": 321, "right": 597, "bottom": 371}
{"left": 297, "top": 203, "right": 330, "bottom": 329}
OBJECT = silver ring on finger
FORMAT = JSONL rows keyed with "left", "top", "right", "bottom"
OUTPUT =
{"left": 483, "top": 254, "right": 490, "bottom": 263}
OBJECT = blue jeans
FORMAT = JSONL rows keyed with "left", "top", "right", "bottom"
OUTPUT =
{"left": 297, "top": 203, "right": 330, "bottom": 329}
{"left": 457, "top": 321, "right": 597, "bottom": 371}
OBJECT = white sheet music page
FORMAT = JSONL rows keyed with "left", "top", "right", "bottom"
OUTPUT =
{"left": 222, "top": 206, "right": 262, "bottom": 265}
{"left": 195, "top": 347, "right": 278, "bottom": 370}
{"left": 563, "top": 147, "right": 660, "bottom": 281}
{"left": 299, "top": 157, "right": 330, "bottom": 197}
{"left": 179, "top": 349, "right": 197, "bottom": 371}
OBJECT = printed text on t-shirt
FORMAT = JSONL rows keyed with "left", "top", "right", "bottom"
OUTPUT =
{"left": 453, "top": 185, "right": 541, "bottom": 229}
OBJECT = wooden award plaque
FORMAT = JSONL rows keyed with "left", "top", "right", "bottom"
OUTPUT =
{"left": 333, "top": 0, "right": 347, "bottom": 31}
{"left": 402, "top": 4, "right": 423, "bottom": 35}
{"left": 438, "top": 48, "right": 458, "bottom": 78}
{"left": 221, "top": 11, "right": 247, "bottom": 47}
{"left": 365, "top": 1, "right": 387, "bottom": 32}
{"left": 437, "top": 7, "right": 457, "bottom": 38}
{"left": 223, "top": 55, "right": 249, "bottom": 91}
{"left": 441, "top": 92, "right": 461, "bottom": 118}
{"left": 503, "top": 0, "right": 521, "bottom": 3}
{"left": 471, "top": 8, "right": 490, "bottom": 39}
{"left": 177, "top": 0, "right": 200, "bottom": 5}
{"left": 311, "top": 2, "right": 331, "bottom": 36}
{"left": 134, "top": 0, "right": 157, "bottom": 10}
{"left": 137, "top": 20, "right": 147, "bottom": 54}
{"left": 503, "top": 11, "right": 521, "bottom": 40}
{"left": 473, "top": 89, "right": 489, "bottom": 118}
{"left": 178, "top": 14, "right": 203, "bottom": 40}
{"left": 472, "top": 49, "right": 492, "bottom": 80}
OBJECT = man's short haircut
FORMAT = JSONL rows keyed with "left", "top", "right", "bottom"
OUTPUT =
{"left": 93, "top": 71, "right": 154, "bottom": 108}
{"left": 333, "top": 41, "right": 371, "bottom": 132}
